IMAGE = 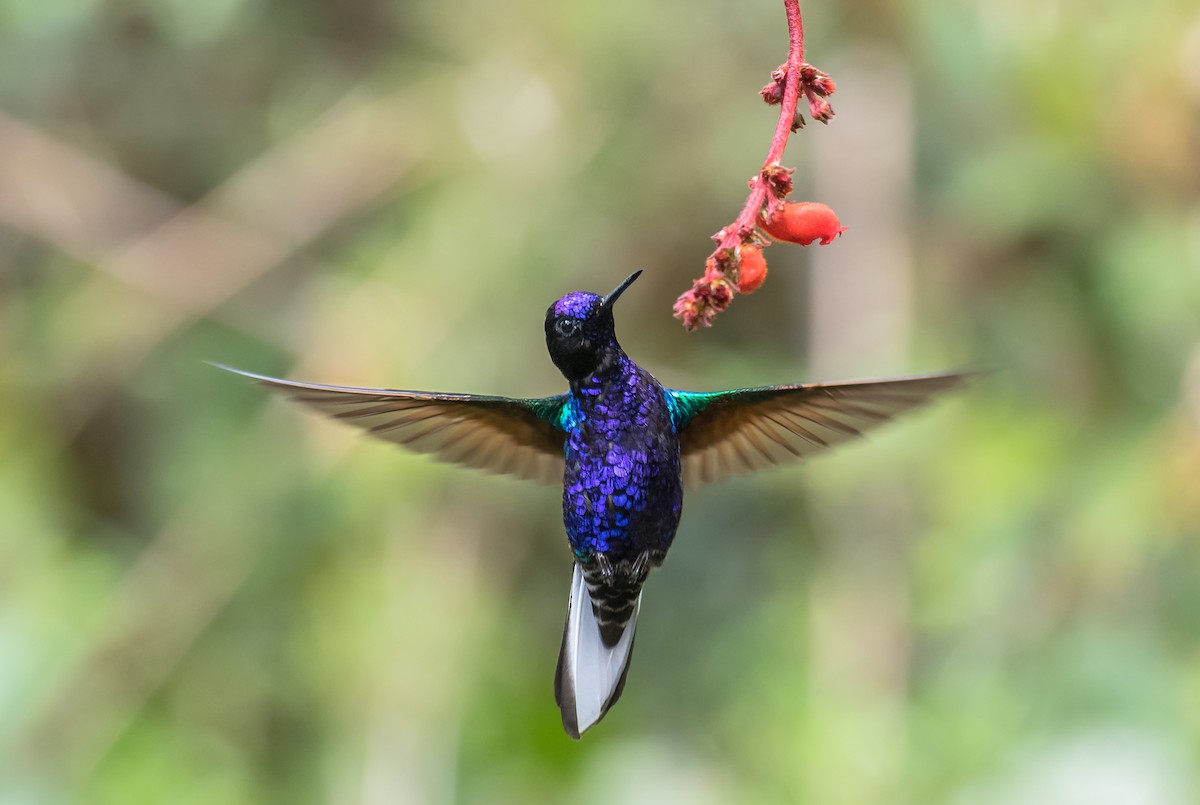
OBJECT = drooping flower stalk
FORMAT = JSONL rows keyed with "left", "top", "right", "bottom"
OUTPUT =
{"left": 673, "top": 0, "right": 843, "bottom": 331}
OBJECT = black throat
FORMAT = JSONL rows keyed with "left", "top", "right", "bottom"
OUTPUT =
{"left": 564, "top": 345, "right": 626, "bottom": 393}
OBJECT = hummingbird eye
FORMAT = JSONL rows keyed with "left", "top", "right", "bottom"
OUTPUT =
{"left": 556, "top": 318, "right": 581, "bottom": 337}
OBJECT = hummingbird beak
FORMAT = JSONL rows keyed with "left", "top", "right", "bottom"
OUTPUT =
{"left": 601, "top": 270, "right": 643, "bottom": 311}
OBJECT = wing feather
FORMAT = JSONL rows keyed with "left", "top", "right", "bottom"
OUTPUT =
{"left": 217, "top": 365, "right": 568, "bottom": 484}
{"left": 733, "top": 438, "right": 759, "bottom": 473}
{"left": 747, "top": 418, "right": 801, "bottom": 462}
{"left": 676, "top": 371, "right": 971, "bottom": 487}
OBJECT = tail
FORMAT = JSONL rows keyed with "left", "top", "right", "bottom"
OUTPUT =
{"left": 553, "top": 562, "right": 640, "bottom": 739}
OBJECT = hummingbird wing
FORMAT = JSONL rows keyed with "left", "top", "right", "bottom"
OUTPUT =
{"left": 217, "top": 365, "right": 568, "bottom": 484}
{"left": 670, "top": 371, "right": 970, "bottom": 487}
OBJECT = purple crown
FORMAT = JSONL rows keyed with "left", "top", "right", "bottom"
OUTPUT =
{"left": 553, "top": 292, "right": 601, "bottom": 319}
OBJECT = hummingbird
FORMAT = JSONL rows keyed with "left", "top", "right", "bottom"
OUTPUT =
{"left": 219, "top": 270, "right": 967, "bottom": 738}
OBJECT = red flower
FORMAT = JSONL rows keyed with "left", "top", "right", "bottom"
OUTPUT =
{"left": 735, "top": 245, "right": 768, "bottom": 294}
{"left": 759, "top": 202, "right": 846, "bottom": 246}
{"left": 673, "top": 268, "right": 736, "bottom": 330}
{"left": 806, "top": 94, "right": 834, "bottom": 123}
{"left": 760, "top": 66, "right": 786, "bottom": 105}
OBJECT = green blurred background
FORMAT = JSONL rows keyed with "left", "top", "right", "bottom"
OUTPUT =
{"left": 3, "top": 0, "right": 1200, "bottom": 803}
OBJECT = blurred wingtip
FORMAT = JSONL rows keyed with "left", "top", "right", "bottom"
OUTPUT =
{"left": 206, "top": 362, "right": 290, "bottom": 386}
{"left": 207, "top": 361, "right": 254, "bottom": 379}
{"left": 949, "top": 366, "right": 996, "bottom": 387}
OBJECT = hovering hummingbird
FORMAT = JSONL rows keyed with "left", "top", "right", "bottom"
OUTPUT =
{"left": 219, "top": 270, "right": 967, "bottom": 738}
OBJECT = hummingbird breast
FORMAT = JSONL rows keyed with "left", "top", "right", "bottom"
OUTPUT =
{"left": 561, "top": 357, "right": 683, "bottom": 568}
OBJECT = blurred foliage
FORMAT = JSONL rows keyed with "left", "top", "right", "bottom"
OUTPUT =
{"left": 2, "top": 0, "right": 1200, "bottom": 803}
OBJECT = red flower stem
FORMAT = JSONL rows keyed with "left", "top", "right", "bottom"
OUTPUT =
{"left": 713, "top": 0, "right": 805, "bottom": 257}
{"left": 767, "top": 0, "right": 805, "bottom": 171}
{"left": 674, "top": 0, "right": 817, "bottom": 329}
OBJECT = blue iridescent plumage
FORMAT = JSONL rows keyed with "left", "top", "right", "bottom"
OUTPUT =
{"left": 559, "top": 352, "right": 681, "bottom": 562}
{"left": 219, "top": 270, "right": 969, "bottom": 739}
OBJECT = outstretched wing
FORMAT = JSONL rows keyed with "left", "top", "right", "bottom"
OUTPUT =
{"left": 218, "top": 365, "right": 568, "bottom": 484}
{"left": 671, "top": 371, "right": 971, "bottom": 487}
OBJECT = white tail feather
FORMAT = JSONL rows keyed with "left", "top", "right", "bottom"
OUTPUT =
{"left": 555, "top": 562, "right": 640, "bottom": 738}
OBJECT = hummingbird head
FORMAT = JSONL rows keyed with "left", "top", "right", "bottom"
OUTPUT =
{"left": 545, "top": 270, "right": 642, "bottom": 383}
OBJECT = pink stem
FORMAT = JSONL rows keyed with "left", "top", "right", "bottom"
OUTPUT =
{"left": 767, "top": 0, "right": 805, "bottom": 170}
{"left": 712, "top": 0, "right": 804, "bottom": 256}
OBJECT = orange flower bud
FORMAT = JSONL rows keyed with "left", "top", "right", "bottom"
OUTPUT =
{"left": 735, "top": 244, "right": 768, "bottom": 294}
{"left": 759, "top": 202, "right": 846, "bottom": 246}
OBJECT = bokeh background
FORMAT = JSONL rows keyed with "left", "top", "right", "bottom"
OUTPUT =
{"left": 3, "top": 0, "right": 1200, "bottom": 803}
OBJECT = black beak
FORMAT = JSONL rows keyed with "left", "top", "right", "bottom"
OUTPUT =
{"left": 601, "top": 270, "right": 642, "bottom": 311}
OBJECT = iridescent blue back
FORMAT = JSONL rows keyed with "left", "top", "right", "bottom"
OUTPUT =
{"left": 558, "top": 355, "right": 683, "bottom": 564}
